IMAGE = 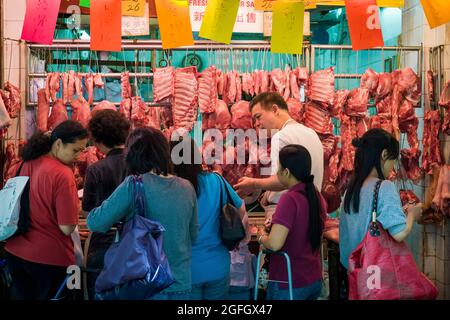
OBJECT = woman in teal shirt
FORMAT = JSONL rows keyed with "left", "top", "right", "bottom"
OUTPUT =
{"left": 87, "top": 127, "right": 198, "bottom": 300}
{"left": 171, "top": 138, "right": 248, "bottom": 300}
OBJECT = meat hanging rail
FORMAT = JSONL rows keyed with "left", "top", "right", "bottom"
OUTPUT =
{"left": 25, "top": 40, "right": 423, "bottom": 107}
{"left": 26, "top": 40, "right": 422, "bottom": 79}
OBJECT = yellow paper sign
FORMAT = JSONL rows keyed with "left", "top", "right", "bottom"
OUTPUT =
{"left": 317, "top": 0, "right": 404, "bottom": 7}
{"left": 199, "top": 0, "right": 240, "bottom": 44}
{"left": 255, "top": 0, "right": 315, "bottom": 11}
{"left": 155, "top": 0, "right": 194, "bottom": 49}
{"left": 420, "top": 0, "right": 450, "bottom": 29}
{"left": 271, "top": 1, "right": 305, "bottom": 54}
{"left": 122, "top": 0, "right": 145, "bottom": 17}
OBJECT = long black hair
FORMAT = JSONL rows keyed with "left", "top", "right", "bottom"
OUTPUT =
{"left": 125, "top": 127, "right": 173, "bottom": 175}
{"left": 170, "top": 138, "right": 204, "bottom": 195}
{"left": 21, "top": 120, "right": 88, "bottom": 161}
{"left": 343, "top": 128, "right": 399, "bottom": 214}
{"left": 279, "top": 144, "right": 324, "bottom": 252}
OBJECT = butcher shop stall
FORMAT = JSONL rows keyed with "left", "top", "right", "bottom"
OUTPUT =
{"left": 0, "top": 0, "right": 450, "bottom": 301}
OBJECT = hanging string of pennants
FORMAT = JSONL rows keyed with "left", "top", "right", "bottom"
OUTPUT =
{"left": 19, "top": 0, "right": 450, "bottom": 53}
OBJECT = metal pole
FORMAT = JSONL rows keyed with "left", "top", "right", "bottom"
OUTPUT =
{"left": 26, "top": 101, "right": 171, "bottom": 108}
{"left": 0, "top": 0, "right": 4, "bottom": 85}
{"left": 28, "top": 72, "right": 154, "bottom": 78}
{"left": 27, "top": 40, "right": 274, "bottom": 51}
{"left": 311, "top": 44, "right": 422, "bottom": 51}
{"left": 254, "top": 250, "right": 263, "bottom": 301}
{"left": 334, "top": 74, "right": 364, "bottom": 79}
{"left": 438, "top": 46, "right": 442, "bottom": 102}
{"left": 418, "top": 44, "right": 423, "bottom": 108}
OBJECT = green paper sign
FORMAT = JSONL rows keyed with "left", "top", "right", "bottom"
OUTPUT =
{"left": 80, "top": 0, "right": 90, "bottom": 8}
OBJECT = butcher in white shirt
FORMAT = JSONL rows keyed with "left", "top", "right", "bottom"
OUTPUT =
{"left": 234, "top": 92, "right": 324, "bottom": 212}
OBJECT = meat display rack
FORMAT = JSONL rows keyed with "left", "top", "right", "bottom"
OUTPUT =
{"left": 310, "top": 44, "right": 423, "bottom": 77}
{"left": 26, "top": 40, "right": 423, "bottom": 107}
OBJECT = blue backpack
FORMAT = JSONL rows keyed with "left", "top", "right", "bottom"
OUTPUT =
{"left": 94, "top": 176, "right": 174, "bottom": 300}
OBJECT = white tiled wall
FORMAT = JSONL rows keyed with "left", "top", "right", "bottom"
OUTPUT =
{"left": 421, "top": 222, "right": 450, "bottom": 300}
{"left": 2, "top": 0, "right": 27, "bottom": 142}
{"left": 401, "top": 0, "right": 450, "bottom": 300}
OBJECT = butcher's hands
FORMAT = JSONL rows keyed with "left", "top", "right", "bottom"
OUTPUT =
{"left": 234, "top": 177, "right": 256, "bottom": 198}
{"left": 406, "top": 203, "right": 423, "bottom": 221}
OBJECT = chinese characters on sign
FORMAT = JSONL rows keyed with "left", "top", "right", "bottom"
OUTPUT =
{"left": 91, "top": 0, "right": 122, "bottom": 51}
{"left": 21, "top": 0, "right": 61, "bottom": 45}
{"left": 122, "top": 3, "right": 150, "bottom": 35}
{"left": 192, "top": 0, "right": 263, "bottom": 34}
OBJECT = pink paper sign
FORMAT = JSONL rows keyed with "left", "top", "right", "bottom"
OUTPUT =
{"left": 21, "top": 0, "right": 61, "bottom": 45}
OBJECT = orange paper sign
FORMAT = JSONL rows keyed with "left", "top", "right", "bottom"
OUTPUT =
{"left": 345, "top": 0, "right": 384, "bottom": 50}
{"left": 90, "top": 0, "right": 122, "bottom": 51}
{"left": 420, "top": 0, "right": 450, "bottom": 29}
{"left": 155, "top": 0, "right": 194, "bottom": 49}
{"left": 21, "top": 0, "right": 61, "bottom": 45}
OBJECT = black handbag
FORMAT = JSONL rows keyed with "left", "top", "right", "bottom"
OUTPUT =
{"left": 216, "top": 174, "right": 246, "bottom": 251}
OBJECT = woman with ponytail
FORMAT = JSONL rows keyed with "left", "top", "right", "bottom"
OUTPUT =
{"left": 5, "top": 120, "right": 88, "bottom": 300}
{"left": 257, "top": 144, "right": 326, "bottom": 300}
{"left": 339, "top": 128, "right": 423, "bottom": 271}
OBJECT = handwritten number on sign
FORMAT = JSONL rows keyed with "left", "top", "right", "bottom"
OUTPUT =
{"left": 126, "top": 0, "right": 141, "bottom": 12}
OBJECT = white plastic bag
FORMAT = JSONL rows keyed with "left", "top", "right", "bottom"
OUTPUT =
{"left": 0, "top": 176, "right": 29, "bottom": 241}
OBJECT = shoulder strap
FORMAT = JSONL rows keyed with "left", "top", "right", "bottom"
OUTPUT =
{"left": 215, "top": 173, "right": 233, "bottom": 207}
{"left": 133, "top": 175, "right": 146, "bottom": 217}
{"left": 15, "top": 161, "right": 26, "bottom": 177}
{"left": 369, "top": 179, "right": 383, "bottom": 237}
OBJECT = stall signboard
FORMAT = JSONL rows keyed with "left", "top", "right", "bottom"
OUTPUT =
{"left": 420, "top": 0, "right": 450, "bottom": 29}
{"left": 122, "top": 3, "right": 150, "bottom": 35}
{"left": 193, "top": 1, "right": 263, "bottom": 36}
{"left": 21, "top": 0, "right": 62, "bottom": 45}
{"left": 155, "top": 0, "right": 194, "bottom": 49}
{"left": 90, "top": 0, "right": 122, "bottom": 51}
{"left": 345, "top": 0, "right": 384, "bottom": 50}
{"left": 122, "top": 0, "right": 146, "bottom": 17}
{"left": 271, "top": 1, "right": 304, "bottom": 54}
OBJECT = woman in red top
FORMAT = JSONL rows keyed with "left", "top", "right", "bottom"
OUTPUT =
{"left": 5, "top": 120, "right": 88, "bottom": 300}
{"left": 257, "top": 144, "right": 326, "bottom": 300}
